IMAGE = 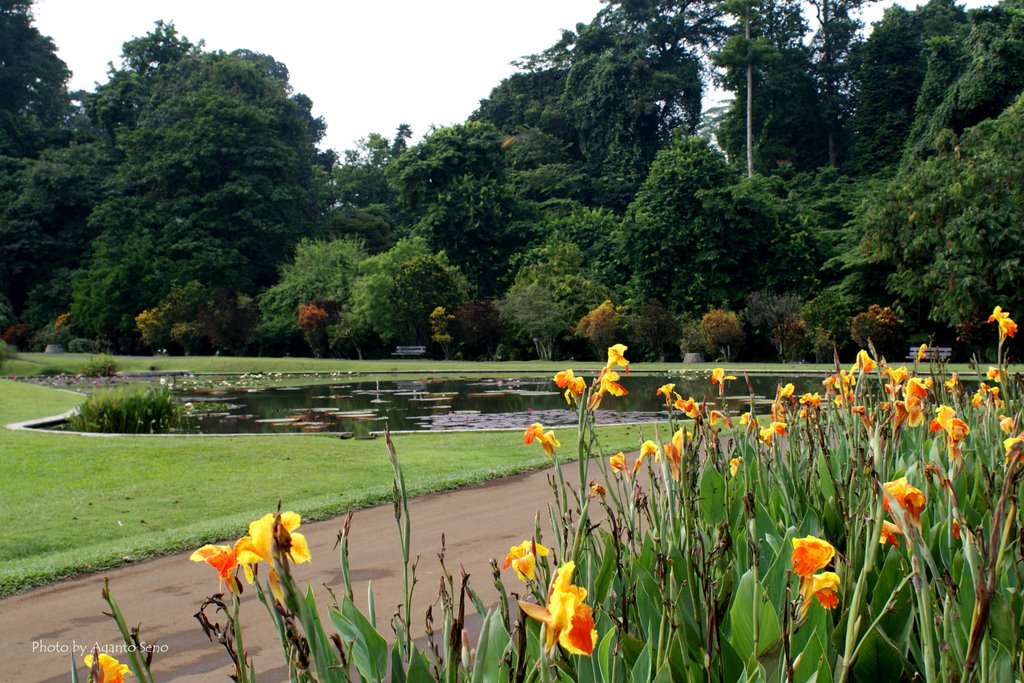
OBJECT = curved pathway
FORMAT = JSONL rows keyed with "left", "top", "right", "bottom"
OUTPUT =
{"left": 0, "top": 461, "right": 587, "bottom": 682}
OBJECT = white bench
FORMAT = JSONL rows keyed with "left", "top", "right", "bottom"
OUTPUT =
{"left": 907, "top": 346, "right": 952, "bottom": 362}
{"left": 392, "top": 345, "right": 427, "bottom": 358}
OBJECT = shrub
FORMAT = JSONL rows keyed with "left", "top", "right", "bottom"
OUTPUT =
{"left": 701, "top": 309, "right": 745, "bottom": 361}
{"left": 68, "top": 385, "right": 181, "bottom": 434}
{"left": 577, "top": 300, "right": 623, "bottom": 360}
{"left": 67, "top": 338, "right": 102, "bottom": 354}
{"left": 627, "top": 299, "right": 678, "bottom": 362}
{"left": 81, "top": 354, "right": 119, "bottom": 377}
{"left": 744, "top": 290, "right": 806, "bottom": 361}
{"left": 678, "top": 315, "right": 703, "bottom": 355}
{"left": 850, "top": 304, "right": 902, "bottom": 357}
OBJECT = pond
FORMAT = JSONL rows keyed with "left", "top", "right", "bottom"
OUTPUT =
{"left": 174, "top": 373, "right": 824, "bottom": 437}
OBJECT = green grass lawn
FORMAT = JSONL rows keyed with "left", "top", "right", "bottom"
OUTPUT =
{"left": 0, "top": 378, "right": 643, "bottom": 595}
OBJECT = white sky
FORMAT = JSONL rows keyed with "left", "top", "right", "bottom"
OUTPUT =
{"left": 33, "top": 0, "right": 993, "bottom": 154}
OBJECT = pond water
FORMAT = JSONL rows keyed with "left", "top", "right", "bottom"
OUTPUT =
{"left": 175, "top": 373, "right": 824, "bottom": 437}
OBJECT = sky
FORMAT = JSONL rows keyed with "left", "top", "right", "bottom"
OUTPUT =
{"left": 33, "top": 0, "right": 993, "bottom": 154}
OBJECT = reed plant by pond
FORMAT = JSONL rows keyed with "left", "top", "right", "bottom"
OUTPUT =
{"left": 68, "top": 384, "right": 181, "bottom": 434}
{"left": 80, "top": 307, "right": 1024, "bottom": 682}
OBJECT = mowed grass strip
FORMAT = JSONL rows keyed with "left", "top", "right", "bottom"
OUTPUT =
{"left": 0, "top": 379, "right": 642, "bottom": 595}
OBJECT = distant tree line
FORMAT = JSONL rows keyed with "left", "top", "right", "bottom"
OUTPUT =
{"left": 1, "top": 0, "right": 1022, "bottom": 363}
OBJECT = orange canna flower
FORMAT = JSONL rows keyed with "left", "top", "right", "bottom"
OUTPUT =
{"left": 674, "top": 396, "right": 700, "bottom": 419}
{"left": 656, "top": 383, "right": 676, "bottom": 405}
{"left": 84, "top": 653, "right": 131, "bottom": 683}
{"left": 503, "top": 539, "right": 550, "bottom": 582}
{"left": 708, "top": 410, "right": 734, "bottom": 428}
{"left": 904, "top": 377, "right": 929, "bottom": 401}
{"left": 191, "top": 543, "right": 240, "bottom": 592}
{"left": 553, "top": 369, "right": 576, "bottom": 389}
{"left": 929, "top": 405, "right": 970, "bottom": 459}
{"left": 916, "top": 343, "right": 928, "bottom": 362}
{"left": 799, "top": 571, "right": 841, "bottom": 619}
{"left": 886, "top": 366, "right": 910, "bottom": 386}
{"left": 565, "top": 376, "right": 586, "bottom": 404}
{"left": 883, "top": 477, "right": 926, "bottom": 528}
{"left": 759, "top": 421, "right": 787, "bottom": 445}
{"left": 639, "top": 440, "right": 659, "bottom": 463}
{"left": 799, "top": 392, "right": 822, "bottom": 408}
{"left": 791, "top": 535, "right": 835, "bottom": 577}
{"left": 606, "top": 344, "right": 629, "bottom": 373}
{"left": 879, "top": 521, "right": 904, "bottom": 548}
{"left": 945, "top": 373, "right": 960, "bottom": 392}
{"left": 609, "top": 452, "right": 627, "bottom": 474}
{"left": 524, "top": 423, "right": 545, "bottom": 445}
{"left": 519, "top": 562, "right": 597, "bottom": 656}
{"left": 599, "top": 370, "right": 628, "bottom": 397}
{"left": 590, "top": 482, "right": 607, "bottom": 497}
{"left": 988, "top": 306, "right": 1017, "bottom": 342}
{"left": 999, "top": 415, "right": 1018, "bottom": 434}
{"left": 986, "top": 366, "right": 1002, "bottom": 383}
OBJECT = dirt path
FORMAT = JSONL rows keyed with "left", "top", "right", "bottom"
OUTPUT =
{"left": 0, "top": 461, "right": 590, "bottom": 682}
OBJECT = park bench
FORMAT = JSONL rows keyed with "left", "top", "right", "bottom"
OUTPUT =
{"left": 906, "top": 346, "right": 952, "bottom": 362}
{"left": 392, "top": 345, "right": 427, "bottom": 358}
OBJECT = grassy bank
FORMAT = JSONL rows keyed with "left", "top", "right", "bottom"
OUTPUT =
{"left": 0, "top": 378, "right": 641, "bottom": 595}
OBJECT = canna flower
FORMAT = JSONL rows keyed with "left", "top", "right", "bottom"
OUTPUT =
{"left": 759, "top": 421, "right": 787, "bottom": 446}
{"left": 525, "top": 422, "right": 561, "bottom": 456}
{"left": 711, "top": 368, "right": 736, "bottom": 395}
{"left": 929, "top": 405, "right": 970, "bottom": 459}
{"left": 880, "top": 521, "right": 904, "bottom": 548}
{"left": 190, "top": 542, "right": 240, "bottom": 592}
{"left": 885, "top": 366, "right": 909, "bottom": 386}
{"left": 1005, "top": 434, "right": 1024, "bottom": 464}
{"left": 945, "top": 372, "right": 960, "bottom": 392}
{"left": 663, "top": 428, "right": 685, "bottom": 481}
{"left": 235, "top": 511, "right": 312, "bottom": 603}
{"left": 730, "top": 457, "right": 741, "bottom": 477}
{"left": 656, "top": 383, "right": 676, "bottom": 407}
{"left": 791, "top": 535, "right": 835, "bottom": 577}
{"left": 519, "top": 562, "right": 597, "bottom": 656}
{"left": 606, "top": 344, "right": 629, "bottom": 373}
{"left": 986, "top": 366, "right": 1002, "bottom": 383}
{"left": 999, "top": 415, "right": 1018, "bottom": 434}
{"left": 503, "top": 539, "right": 550, "bottom": 582}
{"left": 904, "top": 377, "right": 928, "bottom": 401}
{"left": 776, "top": 383, "right": 795, "bottom": 400}
{"left": 799, "top": 571, "right": 841, "bottom": 619}
{"left": 853, "top": 349, "right": 876, "bottom": 374}
{"left": 708, "top": 409, "right": 734, "bottom": 428}
{"left": 590, "top": 482, "right": 607, "bottom": 497}
{"left": 988, "top": 306, "right": 1017, "bottom": 342}
{"left": 674, "top": 396, "right": 700, "bottom": 419}
{"left": 84, "top": 653, "right": 131, "bottom": 683}
{"left": 609, "top": 452, "right": 628, "bottom": 475}
{"left": 916, "top": 343, "right": 928, "bottom": 362}
{"left": 554, "top": 370, "right": 587, "bottom": 405}
{"left": 588, "top": 369, "right": 629, "bottom": 410}
{"left": 639, "top": 440, "right": 659, "bottom": 463}
{"left": 799, "top": 392, "right": 822, "bottom": 409}
{"left": 883, "top": 477, "right": 926, "bottom": 528}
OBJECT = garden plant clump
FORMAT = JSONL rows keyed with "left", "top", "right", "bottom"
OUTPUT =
{"left": 79, "top": 307, "right": 1023, "bottom": 682}
{"left": 68, "top": 384, "right": 182, "bottom": 434}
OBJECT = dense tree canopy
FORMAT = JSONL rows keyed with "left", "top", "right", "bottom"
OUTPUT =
{"left": 3, "top": 0, "right": 1022, "bottom": 361}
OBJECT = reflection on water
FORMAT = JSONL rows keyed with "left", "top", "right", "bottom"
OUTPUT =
{"left": 176, "top": 374, "right": 822, "bottom": 437}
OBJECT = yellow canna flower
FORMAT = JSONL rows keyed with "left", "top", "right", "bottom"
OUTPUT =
{"left": 674, "top": 396, "right": 700, "bottom": 419}
{"left": 791, "top": 536, "right": 835, "bottom": 577}
{"left": 639, "top": 440, "right": 659, "bottom": 463}
{"left": 986, "top": 366, "right": 1002, "bottom": 383}
{"left": 711, "top": 368, "right": 737, "bottom": 395}
{"left": 916, "top": 343, "right": 928, "bottom": 362}
{"left": 84, "top": 653, "right": 131, "bottom": 683}
{"left": 590, "top": 482, "right": 607, "bottom": 497}
{"left": 853, "top": 349, "right": 876, "bottom": 374}
{"left": 799, "top": 571, "right": 840, "bottom": 619}
{"left": 553, "top": 369, "right": 576, "bottom": 389}
{"left": 1000, "top": 415, "right": 1018, "bottom": 434}
{"left": 524, "top": 422, "right": 561, "bottom": 457}
{"left": 519, "top": 562, "right": 597, "bottom": 656}
{"left": 709, "top": 409, "right": 734, "bottom": 428}
{"left": 1005, "top": 434, "right": 1024, "bottom": 464}
{"left": 503, "top": 539, "right": 550, "bottom": 582}
{"left": 759, "top": 421, "right": 787, "bottom": 445}
{"left": 988, "top": 306, "right": 1017, "bottom": 343}
{"left": 729, "top": 457, "right": 741, "bottom": 477}
{"left": 235, "top": 511, "right": 311, "bottom": 603}
{"left": 609, "top": 452, "right": 627, "bottom": 475}
{"left": 606, "top": 344, "right": 629, "bottom": 372}
{"left": 656, "top": 383, "right": 676, "bottom": 407}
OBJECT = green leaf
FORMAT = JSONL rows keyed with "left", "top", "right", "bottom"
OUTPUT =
{"left": 698, "top": 458, "right": 726, "bottom": 525}
{"left": 594, "top": 532, "right": 617, "bottom": 604}
{"left": 728, "top": 568, "right": 782, "bottom": 667}
{"left": 472, "top": 610, "right": 511, "bottom": 683}
{"left": 406, "top": 646, "right": 434, "bottom": 683}
{"left": 631, "top": 641, "right": 653, "bottom": 682}
{"left": 329, "top": 596, "right": 389, "bottom": 682}
{"left": 850, "top": 625, "right": 905, "bottom": 683}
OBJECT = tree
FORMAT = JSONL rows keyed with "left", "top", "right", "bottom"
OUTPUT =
{"left": 454, "top": 300, "right": 503, "bottom": 360}
{"left": 0, "top": 0, "right": 70, "bottom": 157}
{"left": 627, "top": 299, "right": 679, "bottom": 362}
{"left": 501, "top": 282, "right": 571, "bottom": 361}
{"left": 392, "top": 255, "right": 466, "bottom": 344}
{"left": 73, "top": 26, "right": 330, "bottom": 344}
{"left": 744, "top": 290, "right": 806, "bottom": 360}
{"left": 390, "top": 121, "right": 519, "bottom": 296}
{"left": 860, "top": 93, "right": 1024, "bottom": 329}
{"left": 429, "top": 307, "right": 456, "bottom": 360}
